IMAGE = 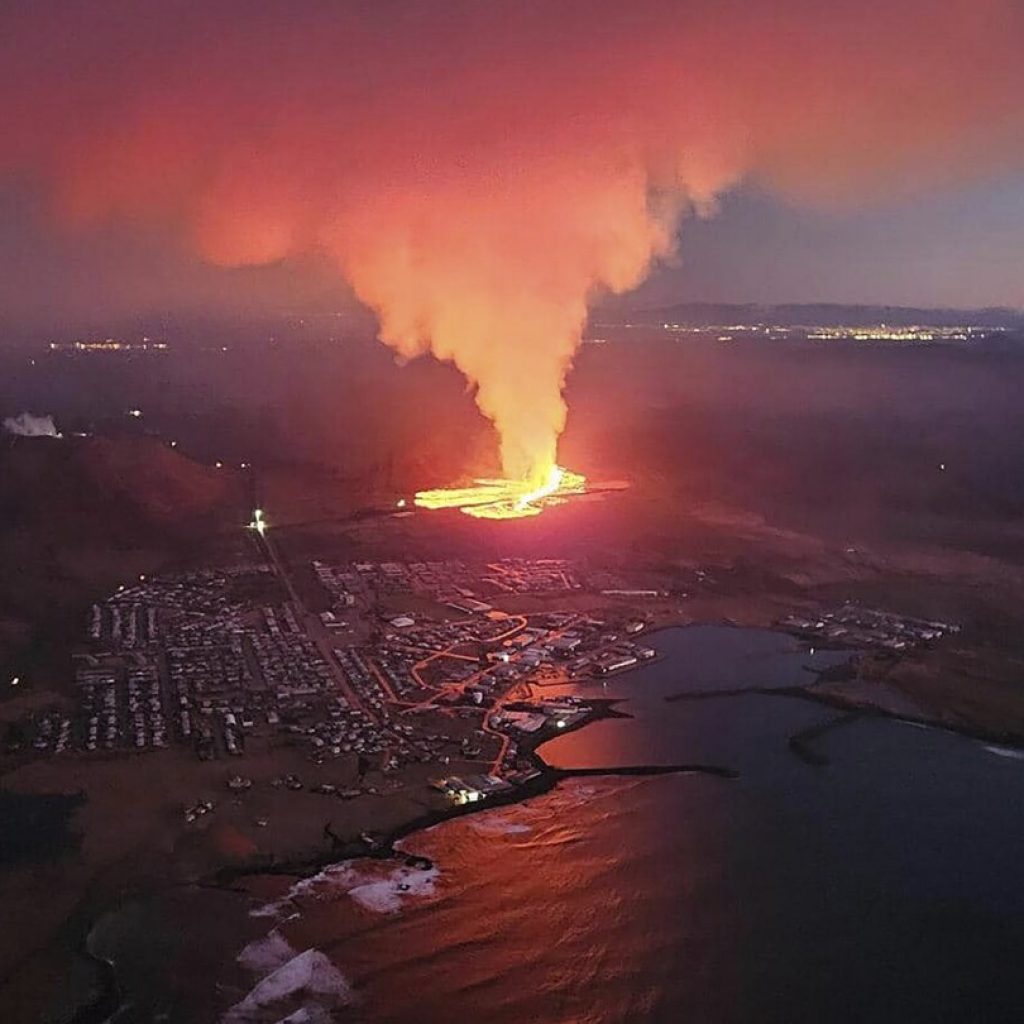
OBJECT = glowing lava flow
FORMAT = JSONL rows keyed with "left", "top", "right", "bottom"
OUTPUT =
{"left": 415, "top": 466, "right": 586, "bottom": 520}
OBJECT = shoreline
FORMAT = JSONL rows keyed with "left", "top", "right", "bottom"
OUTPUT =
{"left": 66, "top": 694, "right": 737, "bottom": 1023}
{"left": 210, "top": 696, "right": 738, "bottom": 886}
{"left": 778, "top": 683, "right": 1024, "bottom": 751}
{"left": 49, "top": 625, "right": 1024, "bottom": 1022}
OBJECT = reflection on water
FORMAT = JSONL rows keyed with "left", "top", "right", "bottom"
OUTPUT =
{"left": 106, "top": 626, "right": 1024, "bottom": 1023}
{"left": 336, "top": 627, "right": 1023, "bottom": 1024}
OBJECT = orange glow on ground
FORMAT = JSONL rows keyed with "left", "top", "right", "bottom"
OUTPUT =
{"left": 415, "top": 466, "right": 586, "bottom": 519}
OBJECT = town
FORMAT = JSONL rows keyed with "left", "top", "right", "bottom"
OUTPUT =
{"left": 11, "top": 548, "right": 965, "bottom": 819}
{"left": 20, "top": 555, "right": 663, "bottom": 811}
{"left": 778, "top": 603, "right": 960, "bottom": 651}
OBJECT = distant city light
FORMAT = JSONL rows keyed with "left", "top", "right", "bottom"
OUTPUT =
{"left": 10, "top": 676, "right": 19, "bottom": 687}
{"left": 48, "top": 339, "right": 168, "bottom": 353}
{"left": 396, "top": 498, "right": 407, "bottom": 508}
{"left": 627, "top": 321, "right": 1005, "bottom": 345}
{"left": 127, "top": 408, "right": 142, "bottom": 418}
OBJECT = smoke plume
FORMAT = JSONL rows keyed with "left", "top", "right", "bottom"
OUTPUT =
{"left": 1, "top": 1, "right": 1022, "bottom": 481}
{"left": 3, "top": 412, "right": 62, "bottom": 438}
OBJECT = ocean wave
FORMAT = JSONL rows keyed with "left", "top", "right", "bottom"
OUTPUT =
{"left": 983, "top": 744, "right": 1024, "bottom": 761}
{"left": 223, "top": 948, "right": 353, "bottom": 1023}
{"left": 253, "top": 859, "right": 440, "bottom": 920}
{"left": 237, "top": 930, "right": 296, "bottom": 975}
{"left": 465, "top": 813, "right": 534, "bottom": 836}
{"left": 347, "top": 862, "right": 440, "bottom": 914}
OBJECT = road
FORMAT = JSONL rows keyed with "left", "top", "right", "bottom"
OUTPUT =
{"left": 251, "top": 526, "right": 371, "bottom": 718}
{"left": 252, "top": 527, "right": 584, "bottom": 774}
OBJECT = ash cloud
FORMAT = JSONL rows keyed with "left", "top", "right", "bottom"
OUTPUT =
{"left": 0, "top": 1, "right": 1021, "bottom": 480}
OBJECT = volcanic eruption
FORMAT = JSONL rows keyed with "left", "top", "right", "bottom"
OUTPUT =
{"left": 415, "top": 466, "right": 588, "bottom": 520}
{"left": 2, "top": 1, "right": 1023, "bottom": 518}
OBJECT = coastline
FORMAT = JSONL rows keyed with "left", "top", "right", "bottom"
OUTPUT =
{"left": 29, "top": 623, "right": 1024, "bottom": 1023}
{"left": 210, "top": 695, "right": 738, "bottom": 886}
{"left": 63, "top": 693, "right": 737, "bottom": 1023}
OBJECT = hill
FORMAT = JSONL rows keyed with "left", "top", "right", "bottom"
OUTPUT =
{"left": 0, "top": 435, "right": 239, "bottom": 540}
{"left": 0, "top": 435, "right": 245, "bottom": 688}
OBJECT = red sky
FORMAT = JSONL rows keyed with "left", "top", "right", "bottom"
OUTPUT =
{"left": 1, "top": 0, "right": 1022, "bottom": 473}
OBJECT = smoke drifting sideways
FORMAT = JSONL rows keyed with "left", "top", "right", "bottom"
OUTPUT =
{"left": 1, "top": 1, "right": 1023, "bottom": 489}
{"left": 3, "top": 412, "right": 62, "bottom": 438}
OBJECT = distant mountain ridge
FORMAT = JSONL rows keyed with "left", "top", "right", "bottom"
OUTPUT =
{"left": 603, "top": 303, "right": 1024, "bottom": 329}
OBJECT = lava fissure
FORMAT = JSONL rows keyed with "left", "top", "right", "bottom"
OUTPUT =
{"left": 415, "top": 465, "right": 586, "bottom": 519}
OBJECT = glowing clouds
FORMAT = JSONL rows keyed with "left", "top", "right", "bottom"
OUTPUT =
{"left": 320, "top": 161, "right": 675, "bottom": 483}
{"left": 1, "top": 1, "right": 1023, "bottom": 496}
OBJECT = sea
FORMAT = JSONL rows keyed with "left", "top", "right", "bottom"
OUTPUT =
{"left": 0, "top": 788, "right": 83, "bottom": 866}
{"left": 93, "top": 626, "right": 1024, "bottom": 1023}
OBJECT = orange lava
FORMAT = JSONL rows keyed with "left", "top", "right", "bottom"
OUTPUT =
{"left": 415, "top": 465, "right": 586, "bottom": 519}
